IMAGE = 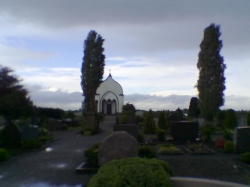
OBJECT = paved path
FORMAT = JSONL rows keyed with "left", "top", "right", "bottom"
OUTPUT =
{"left": 0, "top": 123, "right": 113, "bottom": 187}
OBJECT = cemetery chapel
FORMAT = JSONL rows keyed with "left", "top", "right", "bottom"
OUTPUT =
{"left": 95, "top": 73, "right": 124, "bottom": 115}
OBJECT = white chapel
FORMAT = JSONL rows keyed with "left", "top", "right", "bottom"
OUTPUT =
{"left": 95, "top": 73, "right": 124, "bottom": 115}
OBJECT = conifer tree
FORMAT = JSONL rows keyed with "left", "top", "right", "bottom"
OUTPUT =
{"left": 144, "top": 109, "right": 156, "bottom": 134}
{"left": 158, "top": 112, "right": 166, "bottom": 130}
{"left": 80, "top": 30, "right": 105, "bottom": 130}
{"left": 196, "top": 23, "right": 226, "bottom": 119}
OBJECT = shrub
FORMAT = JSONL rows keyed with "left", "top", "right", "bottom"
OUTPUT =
{"left": 224, "top": 109, "right": 237, "bottom": 129}
{"left": 138, "top": 145, "right": 157, "bottom": 159}
{"left": 144, "top": 109, "right": 156, "bottom": 134}
{"left": 137, "top": 131, "right": 145, "bottom": 143}
{"left": 0, "top": 148, "right": 9, "bottom": 162}
{"left": 84, "top": 142, "right": 100, "bottom": 166}
{"left": 21, "top": 140, "right": 42, "bottom": 149}
{"left": 158, "top": 112, "right": 167, "bottom": 130}
{"left": 156, "top": 129, "right": 166, "bottom": 142}
{"left": 38, "top": 135, "right": 53, "bottom": 142}
{"left": 83, "top": 126, "right": 94, "bottom": 135}
{"left": 61, "top": 124, "right": 68, "bottom": 130}
{"left": 223, "top": 128, "right": 233, "bottom": 141}
{"left": 88, "top": 157, "right": 172, "bottom": 187}
{"left": 200, "top": 124, "right": 212, "bottom": 142}
{"left": 224, "top": 141, "right": 235, "bottom": 153}
{"left": 118, "top": 114, "right": 127, "bottom": 124}
{"left": 215, "top": 139, "right": 226, "bottom": 149}
{"left": 239, "top": 152, "right": 250, "bottom": 164}
{"left": 157, "top": 144, "right": 183, "bottom": 154}
{"left": 138, "top": 122, "right": 144, "bottom": 129}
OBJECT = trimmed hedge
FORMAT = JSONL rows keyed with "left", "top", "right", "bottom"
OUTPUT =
{"left": 88, "top": 157, "right": 172, "bottom": 187}
{"left": 0, "top": 148, "right": 9, "bottom": 162}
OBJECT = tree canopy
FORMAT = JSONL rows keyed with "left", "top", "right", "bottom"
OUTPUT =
{"left": 0, "top": 66, "right": 33, "bottom": 120}
{"left": 196, "top": 23, "right": 226, "bottom": 119}
{"left": 81, "top": 30, "right": 105, "bottom": 114}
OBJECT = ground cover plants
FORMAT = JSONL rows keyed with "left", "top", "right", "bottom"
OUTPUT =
{"left": 87, "top": 157, "right": 172, "bottom": 187}
{"left": 84, "top": 142, "right": 100, "bottom": 167}
{"left": 157, "top": 144, "right": 183, "bottom": 155}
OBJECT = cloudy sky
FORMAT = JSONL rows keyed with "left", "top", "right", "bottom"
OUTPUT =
{"left": 0, "top": 0, "right": 249, "bottom": 111}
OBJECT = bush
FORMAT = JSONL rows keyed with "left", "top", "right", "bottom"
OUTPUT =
{"left": 21, "top": 140, "right": 42, "bottom": 149}
{"left": 38, "top": 135, "right": 53, "bottom": 142}
{"left": 224, "top": 141, "right": 235, "bottom": 153}
{"left": 84, "top": 142, "right": 100, "bottom": 166}
{"left": 200, "top": 124, "right": 212, "bottom": 142}
{"left": 215, "top": 139, "right": 226, "bottom": 149}
{"left": 88, "top": 157, "right": 172, "bottom": 187}
{"left": 224, "top": 109, "right": 237, "bottom": 129}
{"left": 0, "top": 148, "right": 9, "bottom": 162}
{"left": 138, "top": 122, "right": 144, "bottom": 129}
{"left": 83, "top": 126, "right": 94, "bottom": 135}
{"left": 144, "top": 109, "right": 156, "bottom": 134}
{"left": 156, "top": 129, "right": 166, "bottom": 142}
{"left": 223, "top": 128, "right": 233, "bottom": 141}
{"left": 239, "top": 152, "right": 250, "bottom": 164}
{"left": 137, "top": 131, "right": 145, "bottom": 143}
{"left": 157, "top": 144, "right": 183, "bottom": 154}
{"left": 138, "top": 145, "right": 157, "bottom": 159}
{"left": 61, "top": 124, "right": 68, "bottom": 130}
{"left": 118, "top": 114, "right": 127, "bottom": 124}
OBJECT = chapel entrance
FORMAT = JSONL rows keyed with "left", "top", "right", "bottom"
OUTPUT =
{"left": 107, "top": 104, "right": 112, "bottom": 115}
{"left": 101, "top": 99, "right": 117, "bottom": 115}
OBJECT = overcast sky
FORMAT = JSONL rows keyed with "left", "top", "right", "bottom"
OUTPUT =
{"left": 0, "top": 0, "right": 249, "bottom": 111}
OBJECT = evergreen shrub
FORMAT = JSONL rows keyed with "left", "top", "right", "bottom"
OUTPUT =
{"left": 83, "top": 126, "right": 94, "bottom": 135}
{"left": 0, "top": 148, "right": 9, "bottom": 162}
{"left": 138, "top": 145, "right": 157, "bottom": 159}
{"left": 84, "top": 142, "right": 100, "bottom": 166}
{"left": 201, "top": 124, "right": 212, "bottom": 142}
{"left": 61, "top": 124, "right": 68, "bottom": 130}
{"left": 156, "top": 129, "right": 166, "bottom": 142}
{"left": 88, "top": 157, "right": 172, "bottom": 187}
{"left": 21, "top": 140, "right": 42, "bottom": 149}
{"left": 239, "top": 152, "right": 250, "bottom": 164}
{"left": 224, "top": 141, "right": 235, "bottom": 153}
{"left": 137, "top": 131, "right": 145, "bottom": 143}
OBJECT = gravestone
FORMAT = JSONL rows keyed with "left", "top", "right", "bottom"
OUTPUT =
{"left": 170, "top": 121, "right": 199, "bottom": 141}
{"left": 98, "top": 131, "right": 138, "bottom": 166}
{"left": 20, "top": 125, "right": 39, "bottom": 141}
{"left": 235, "top": 126, "right": 250, "bottom": 152}
{"left": 113, "top": 124, "right": 138, "bottom": 139}
{"left": 47, "top": 118, "right": 62, "bottom": 131}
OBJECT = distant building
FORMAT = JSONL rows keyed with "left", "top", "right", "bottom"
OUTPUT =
{"left": 95, "top": 73, "right": 124, "bottom": 115}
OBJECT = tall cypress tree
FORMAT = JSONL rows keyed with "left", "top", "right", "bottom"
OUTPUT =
{"left": 81, "top": 30, "right": 105, "bottom": 130}
{"left": 196, "top": 23, "right": 226, "bottom": 119}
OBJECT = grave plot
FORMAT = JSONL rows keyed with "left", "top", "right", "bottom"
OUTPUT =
{"left": 182, "top": 141, "right": 216, "bottom": 154}
{"left": 157, "top": 144, "right": 184, "bottom": 155}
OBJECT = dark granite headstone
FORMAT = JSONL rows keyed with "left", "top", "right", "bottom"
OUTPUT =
{"left": 113, "top": 124, "right": 138, "bottom": 139}
{"left": 20, "top": 125, "right": 39, "bottom": 141}
{"left": 170, "top": 121, "right": 198, "bottom": 141}
{"left": 1, "top": 121, "right": 21, "bottom": 148}
{"left": 98, "top": 131, "right": 138, "bottom": 166}
{"left": 235, "top": 126, "right": 250, "bottom": 152}
{"left": 47, "top": 118, "right": 62, "bottom": 131}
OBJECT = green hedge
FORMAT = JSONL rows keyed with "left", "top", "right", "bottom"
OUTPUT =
{"left": 88, "top": 157, "right": 172, "bottom": 187}
{"left": 0, "top": 148, "right": 9, "bottom": 162}
{"left": 240, "top": 152, "right": 250, "bottom": 164}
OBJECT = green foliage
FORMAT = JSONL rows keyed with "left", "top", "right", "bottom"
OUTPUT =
{"left": 21, "top": 140, "right": 42, "bottom": 149}
{"left": 156, "top": 129, "right": 166, "bottom": 142}
{"left": 61, "top": 124, "right": 68, "bottom": 131}
{"left": 196, "top": 24, "right": 226, "bottom": 119}
{"left": 138, "top": 122, "right": 144, "bottom": 129}
{"left": 239, "top": 152, "right": 250, "bottom": 164}
{"left": 0, "top": 66, "right": 33, "bottom": 120}
{"left": 83, "top": 125, "right": 94, "bottom": 135}
{"left": 144, "top": 109, "right": 156, "bottom": 134}
{"left": 188, "top": 97, "right": 200, "bottom": 118}
{"left": 118, "top": 114, "right": 127, "bottom": 124}
{"left": 137, "top": 131, "right": 145, "bottom": 143}
{"left": 158, "top": 112, "right": 167, "bottom": 130}
{"left": 224, "top": 109, "right": 237, "bottom": 129}
{"left": 88, "top": 157, "right": 172, "bottom": 187}
{"left": 38, "top": 127, "right": 53, "bottom": 142}
{"left": 64, "top": 110, "right": 76, "bottom": 119}
{"left": 157, "top": 144, "right": 183, "bottom": 154}
{"left": 247, "top": 112, "right": 250, "bottom": 126}
{"left": 81, "top": 30, "right": 105, "bottom": 124}
{"left": 138, "top": 145, "right": 157, "bottom": 159}
{"left": 84, "top": 142, "right": 100, "bottom": 166}
{"left": 216, "top": 110, "right": 226, "bottom": 121}
{"left": 122, "top": 103, "right": 136, "bottom": 116}
{"left": 0, "top": 148, "right": 9, "bottom": 162}
{"left": 37, "top": 107, "right": 65, "bottom": 119}
{"left": 0, "top": 121, "right": 21, "bottom": 148}
{"left": 200, "top": 124, "right": 213, "bottom": 142}
{"left": 224, "top": 141, "right": 235, "bottom": 153}
{"left": 223, "top": 128, "right": 233, "bottom": 141}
